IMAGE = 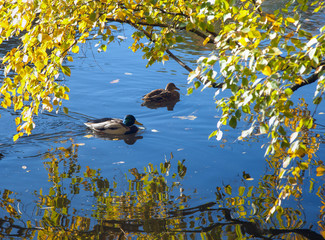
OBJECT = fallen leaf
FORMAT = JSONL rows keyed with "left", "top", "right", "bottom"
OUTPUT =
{"left": 113, "top": 161, "right": 125, "bottom": 165}
{"left": 117, "top": 35, "right": 127, "bottom": 40}
{"left": 173, "top": 115, "right": 197, "bottom": 120}
{"left": 84, "top": 135, "right": 93, "bottom": 138}
{"left": 75, "top": 143, "right": 85, "bottom": 146}
{"left": 110, "top": 79, "right": 120, "bottom": 84}
{"left": 124, "top": 72, "right": 132, "bottom": 75}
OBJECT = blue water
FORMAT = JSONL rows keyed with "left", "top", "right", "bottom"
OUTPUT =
{"left": 1, "top": 20, "right": 325, "bottom": 238}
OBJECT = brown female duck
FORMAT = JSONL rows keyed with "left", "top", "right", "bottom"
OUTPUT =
{"left": 142, "top": 83, "right": 180, "bottom": 103}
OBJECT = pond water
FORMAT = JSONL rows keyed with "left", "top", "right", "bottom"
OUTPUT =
{"left": 1, "top": 14, "right": 325, "bottom": 240}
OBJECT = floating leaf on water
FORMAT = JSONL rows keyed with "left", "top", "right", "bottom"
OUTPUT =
{"left": 151, "top": 129, "right": 159, "bottom": 132}
{"left": 319, "top": 112, "right": 325, "bottom": 115}
{"left": 84, "top": 135, "right": 93, "bottom": 138}
{"left": 117, "top": 35, "right": 127, "bottom": 40}
{"left": 177, "top": 148, "right": 184, "bottom": 151}
{"left": 113, "top": 161, "right": 125, "bottom": 165}
{"left": 22, "top": 165, "right": 27, "bottom": 169}
{"left": 124, "top": 72, "right": 132, "bottom": 75}
{"left": 75, "top": 143, "right": 85, "bottom": 146}
{"left": 173, "top": 115, "right": 197, "bottom": 120}
{"left": 110, "top": 79, "right": 120, "bottom": 84}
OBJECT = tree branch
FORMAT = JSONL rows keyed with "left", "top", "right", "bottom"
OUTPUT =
{"left": 290, "top": 64, "right": 324, "bottom": 92}
{"left": 127, "top": 22, "right": 222, "bottom": 88}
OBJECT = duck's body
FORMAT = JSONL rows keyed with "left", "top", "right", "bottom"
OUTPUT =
{"left": 142, "top": 83, "right": 180, "bottom": 103}
{"left": 84, "top": 115, "right": 142, "bottom": 135}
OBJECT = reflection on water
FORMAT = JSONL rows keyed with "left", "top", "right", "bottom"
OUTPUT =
{"left": 141, "top": 99, "right": 179, "bottom": 111}
{"left": 86, "top": 130, "right": 144, "bottom": 145}
{"left": 0, "top": 142, "right": 324, "bottom": 239}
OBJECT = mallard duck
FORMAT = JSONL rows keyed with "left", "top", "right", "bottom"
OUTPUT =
{"left": 84, "top": 115, "right": 143, "bottom": 135}
{"left": 142, "top": 83, "right": 180, "bottom": 102}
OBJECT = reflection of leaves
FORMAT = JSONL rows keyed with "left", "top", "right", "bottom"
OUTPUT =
{"left": 316, "top": 166, "right": 325, "bottom": 177}
{"left": 2, "top": 141, "right": 325, "bottom": 239}
{"left": 243, "top": 171, "right": 254, "bottom": 181}
{"left": 178, "top": 159, "right": 187, "bottom": 179}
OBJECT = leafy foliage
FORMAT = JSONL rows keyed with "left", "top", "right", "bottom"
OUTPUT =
{"left": 1, "top": 0, "right": 325, "bottom": 220}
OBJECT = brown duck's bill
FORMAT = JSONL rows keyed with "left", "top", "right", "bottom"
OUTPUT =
{"left": 135, "top": 120, "right": 143, "bottom": 125}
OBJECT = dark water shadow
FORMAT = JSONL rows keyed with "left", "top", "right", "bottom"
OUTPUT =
{"left": 141, "top": 99, "right": 179, "bottom": 111}
{"left": 86, "top": 130, "right": 144, "bottom": 145}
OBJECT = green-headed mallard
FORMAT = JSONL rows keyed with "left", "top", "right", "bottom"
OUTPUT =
{"left": 84, "top": 115, "right": 143, "bottom": 135}
{"left": 142, "top": 83, "right": 180, "bottom": 102}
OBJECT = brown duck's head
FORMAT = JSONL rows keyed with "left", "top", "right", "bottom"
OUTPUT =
{"left": 165, "top": 83, "right": 180, "bottom": 91}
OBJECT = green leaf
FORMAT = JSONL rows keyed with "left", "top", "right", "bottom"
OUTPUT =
{"left": 187, "top": 87, "right": 193, "bottom": 95}
{"left": 63, "top": 107, "right": 69, "bottom": 114}
{"left": 194, "top": 81, "right": 201, "bottom": 89}
{"left": 284, "top": 88, "right": 293, "bottom": 96}
{"left": 313, "top": 96, "right": 322, "bottom": 105}
{"left": 89, "top": 12, "right": 97, "bottom": 21}
{"left": 224, "top": 185, "right": 232, "bottom": 195}
{"left": 61, "top": 66, "right": 71, "bottom": 77}
{"left": 175, "top": 36, "right": 184, "bottom": 42}
{"left": 278, "top": 126, "right": 286, "bottom": 135}
{"left": 229, "top": 116, "right": 237, "bottom": 128}
{"left": 238, "top": 186, "right": 245, "bottom": 196}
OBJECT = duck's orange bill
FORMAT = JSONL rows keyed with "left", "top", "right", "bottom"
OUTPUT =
{"left": 135, "top": 120, "right": 143, "bottom": 125}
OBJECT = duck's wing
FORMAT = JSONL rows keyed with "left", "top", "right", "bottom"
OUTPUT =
{"left": 142, "top": 89, "right": 164, "bottom": 100}
{"left": 84, "top": 118, "right": 126, "bottom": 131}
{"left": 144, "top": 91, "right": 179, "bottom": 101}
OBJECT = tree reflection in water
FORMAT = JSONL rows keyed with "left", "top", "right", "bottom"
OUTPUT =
{"left": 0, "top": 141, "right": 324, "bottom": 239}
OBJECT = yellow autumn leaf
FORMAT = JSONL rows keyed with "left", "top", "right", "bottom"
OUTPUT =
{"left": 238, "top": 37, "right": 247, "bottom": 47}
{"left": 265, "top": 14, "right": 276, "bottom": 23}
{"left": 262, "top": 65, "right": 272, "bottom": 76}
{"left": 15, "top": 117, "right": 21, "bottom": 125}
{"left": 285, "top": 31, "right": 294, "bottom": 41}
{"left": 13, "top": 133, "right": 22, "bottom": 142}
{"left": 295, "top": 76, "right": 304, "bottom": 85}
{"left": 162, "top": 54, "right": 169, "bottom": 61}
{"left": 316, "top": 166, "right": 325, "bottom": 177}
{"left": 203, "top": 37, "right": 210, "bottom": 46}
{"left": 286, "top": 17, "right": 295, "bottom": 23}
{"left": 71, "top": 45, "right": 79, "bottom": 53}
{"left": 67, "top": 56, "right": 73, "bottom": 62}
{"left": 84, "top": 135, "right": 93, "bottom": 138}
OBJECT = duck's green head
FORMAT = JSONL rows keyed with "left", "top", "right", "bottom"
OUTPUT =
{"left": 124, "top": 115, "right": 143, "bottom": 126}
